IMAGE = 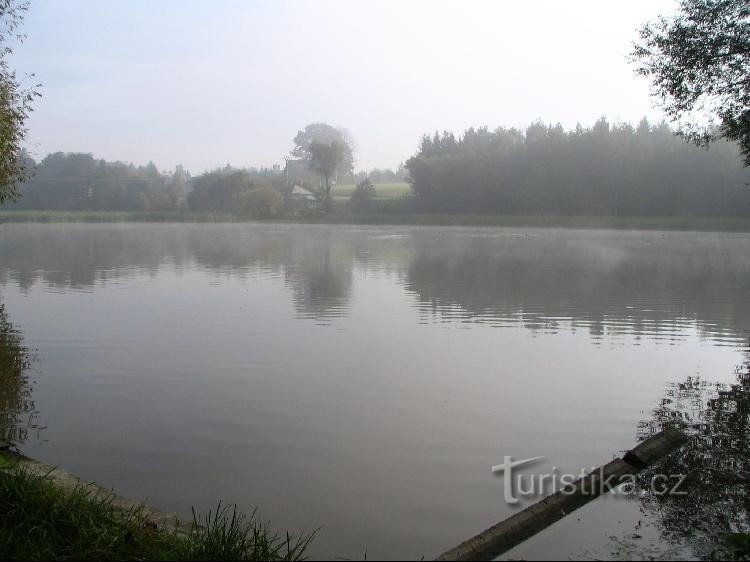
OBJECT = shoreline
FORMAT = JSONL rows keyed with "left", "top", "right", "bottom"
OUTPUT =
{"left": 2, "top": 210, "right": 750, "bottom": 232}
{"left": 0, "top": 447, "right": 316, "bottom": 560}
{"left": 0, "top": 447, "right": 192, "bottom": 534}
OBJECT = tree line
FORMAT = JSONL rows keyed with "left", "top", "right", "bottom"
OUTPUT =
{"left": 405, "top": 118, "right": 750, "bottom": 216}
{"left": 7, "top": 117, "right": 750, "bottom": 219}
{"left": 9, "top": 152, "right": 191, "bottom": 212}
{"left": 7, "top": 152, "right": 296, "bottom": 217}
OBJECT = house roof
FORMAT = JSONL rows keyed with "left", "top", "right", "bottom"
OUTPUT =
{"left": 291, "top": 185, "right": 314, "bottom": 197}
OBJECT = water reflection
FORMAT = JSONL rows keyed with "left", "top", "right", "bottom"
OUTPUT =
{"left": 404, "top": 231, "right": 750, "bottom": 343}
{"left": 281, "top": 232, "right": 352, "bottom": 322}
{"left": 0, "top": 304, "right": 38, "bottom": 444}
{"left": 1, "top": 225, "right": 749, "bottom": 342}
{"left": 1, "top": 224, "right": 749, "bottom": 559}
{"left": 635, "top": 361, "right": 750, "bottom": 558}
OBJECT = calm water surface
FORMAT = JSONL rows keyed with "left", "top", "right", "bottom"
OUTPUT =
{"left": 0, "top": 223, "right": 748, "bottom": 560}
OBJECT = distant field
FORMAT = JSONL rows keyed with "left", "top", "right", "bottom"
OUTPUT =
{"left": 331, "top": 182, "right": 411, "bottom": 200}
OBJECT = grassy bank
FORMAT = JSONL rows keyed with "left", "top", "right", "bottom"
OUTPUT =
{"left": 0, "top": 210, "right": 237, "bottom": 223}
{"left": 291, "top": 212, "right": 750, "bottom": 231}
{"left": 3, "top": 209, "right": 750, "bottom": 232}
{"left": 0, "top": 457, "right": 314, "bottom": 561}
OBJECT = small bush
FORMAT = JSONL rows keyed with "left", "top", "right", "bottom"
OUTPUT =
{"left": 240, "top": 186, "right": 285, "bottom": 219}
{"left": 347, "top": 178, "right": 377, "bottom": 212}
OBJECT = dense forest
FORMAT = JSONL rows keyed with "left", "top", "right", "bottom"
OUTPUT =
{"left": 406, "top": 118, "right": 750, "bottom": 216}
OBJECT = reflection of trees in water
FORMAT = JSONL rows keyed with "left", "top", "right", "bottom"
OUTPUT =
{"left": 0, "top": 225, "right": 354, "bottom": 323}
{"left": 0, "top": 225, "right": 191, "bottom": 290}
{"left": 403, "top": 232, "right": 750, "bottom": 342}
{"left": 0, "top": 304, "right": 38, "bottom": 444}
{"left": 186, "top": 227, "right": 354, "bottom": 321}
{"left": 4, "top": 225, "right": 750, "bottom": 554}
{"left": 282, "top": 232, "right": 352, "bottom": 322}
{"left": 184, "top": 227, "right": 353, "bottom": 321}
{"left": 2, "top": 226, "right": 750, "bottom": 339}
{"left": 635, "top": 362, "right": 750, "bottom": 558}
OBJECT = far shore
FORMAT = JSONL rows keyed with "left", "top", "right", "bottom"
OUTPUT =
{"left": 2, "top": 209, "right": 750, "bottom": 232}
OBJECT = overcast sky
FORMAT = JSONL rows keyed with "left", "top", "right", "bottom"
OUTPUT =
{"left": 14, "top": 0, "right": 676, "bottom": 173}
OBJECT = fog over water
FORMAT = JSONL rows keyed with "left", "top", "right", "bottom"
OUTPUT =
{"left": 0, "top": 223, "right": 747, "bottom": 559}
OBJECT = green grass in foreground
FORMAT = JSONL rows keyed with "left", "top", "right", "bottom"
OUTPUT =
{"left": 724, "top": 533, "right": 750, "bottom": 560}
{"left": 0, "top": 462, "right": 314, "bottom": 561}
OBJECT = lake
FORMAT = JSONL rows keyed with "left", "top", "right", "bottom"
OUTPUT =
{"left": 0, "top": 223, "right": 748, "bottom": 560}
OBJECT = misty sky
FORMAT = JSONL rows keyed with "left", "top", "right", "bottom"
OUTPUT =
{"left": 14, "top": 0, "right": 676, "bottom": 173}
